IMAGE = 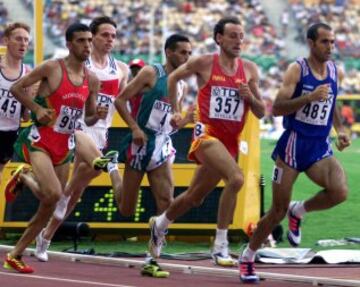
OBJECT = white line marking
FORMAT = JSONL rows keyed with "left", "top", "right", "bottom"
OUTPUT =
{"left": 0, "top": 271, "right": 135, "bottom": 287}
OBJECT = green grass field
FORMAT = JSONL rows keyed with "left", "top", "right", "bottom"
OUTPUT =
{"left": 1, "top": 138, "right": 359, "bottom": 255}
{"left": 260, "top": 137, "right": 360, "bottom": 249}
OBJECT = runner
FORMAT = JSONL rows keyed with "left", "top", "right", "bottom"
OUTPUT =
{"left": 3, "top": 23, "right": 103, "bottom": 273}
{"left": 0, "top": 22, "right": 32, "bottom": 192}
{"left": 34, "top": 16, "right": 128, "bottom": 262}
{"left": 239, "top": 23, "right": 351, "bottom": 283}
{"left": 114, "top": 34, "right": 193, "bottom": 277}
{"left": 148, "top": 17, "right": 265, "bottom": 267}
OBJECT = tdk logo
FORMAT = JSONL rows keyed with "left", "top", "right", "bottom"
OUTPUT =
{"left": 97, "top": 93, "right": 113, "bottom": 106}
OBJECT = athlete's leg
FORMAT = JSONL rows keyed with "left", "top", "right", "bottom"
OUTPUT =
{"left": 304, "top": 156, "right": 348, "bottom": 211}
{"left": 248, "top": 156, "right": 299, "bottom": 252}
{"left": 117, "top": 162, "right": 144, "bottom": 217}
{"left": 240, "top": 156, "right": 299, "bottom": 283}
{"left": 42, "top": 158, "right": 100, "bottom": 241}
{"left": 147, "top": 161, "right": 174, "bottom": 214}
{"left": 75, "top": 131, "right": 102, "bottom": 167}
{"left": 164, "top": 139, "right": 242, "bottom": 226}
{"left": 19, "top": 169, "right": 41, "bottom": 195}
{"left": 9, "top": 151, "right": 69, "bottom": 258}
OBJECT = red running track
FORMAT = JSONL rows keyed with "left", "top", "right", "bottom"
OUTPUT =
{"left": 0, "top": 251, "right": 359, "bottom": 287}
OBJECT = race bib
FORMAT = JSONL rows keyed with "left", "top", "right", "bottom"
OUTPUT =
{"left": 145, "top": 100, "right": 173, "bottom": 134}
{"left": 54, "top": 105, "right": 83, "bottom": 134}
{"left": 27, "top": 125, "right": 41, "bottom": 142}
{"left": 209, "top": 86, "right": 244, "bottom": 121}
{"left": 0, "top": 94, "right": 21, "bottom": 119}
{"left": 193, "top": 122, "right": 205, "bottom": 139}
{"left": 295, "top": 90, "right": 333, "bottom": 126}
{"left": 96, "top": 93, "right": 114, "bottom": 107}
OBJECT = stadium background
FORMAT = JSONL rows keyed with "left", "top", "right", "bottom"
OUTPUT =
{"left": 0, "top": 0, "right": 359, "bottom": 254}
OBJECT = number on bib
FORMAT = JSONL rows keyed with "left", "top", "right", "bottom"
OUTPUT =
{"left": 209, "top": 86, "right": 244, "bottom": 121}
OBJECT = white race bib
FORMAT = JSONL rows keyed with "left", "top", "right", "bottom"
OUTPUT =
{"left": 209, "top": 86, "right": 244, "bottom": 121}
{"left": 54, "top": 105, "right": 83, "bottom": 134}
{"left": 0, "top": 95, "right": 21, "bottom": 119}
{"left": 295, "top": 91, "right": 333, "bottom": 126}
{"left": 145, "top": 100, "right": 173, "bottom": 134}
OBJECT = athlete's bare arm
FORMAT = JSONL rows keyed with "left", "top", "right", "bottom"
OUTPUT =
{"left": 117, "top": 61, "right": 129, "bottom": 92}
{"left": 114, "top": 65, "right": 156, "bottom": 145}
{"left": 332, "top": 68, "right": 351, "bottom": 151}
{"left": 10, "top": 60, "right": 60, "bottom": 124}
{"left": 242, "top": 60, "right": 265, "bottom": 119}
{"left": 83, "top": 71, "right": 102, "bottom": 126}
{"left": 273, "top": 62, "right": 329, "bottom": 116}
{"left": 168, "top": 55, "right": 211, "bottom": 114}
{"left": 21, "top": 65, "right": 34, "bottom": 122}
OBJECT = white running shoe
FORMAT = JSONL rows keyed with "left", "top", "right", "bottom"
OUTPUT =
{"left": 148, "top": 216, "right": 166, "bottom": 258}
{"left": 35, "top": 230, "right": 51, "bottom": 262}
{"left": 211, "top": 242, "right": 237, "bottom": 267}
{"left": 53, "top": 194, "right": 70, "bottom": 220}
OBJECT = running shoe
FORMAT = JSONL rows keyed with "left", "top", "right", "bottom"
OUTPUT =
{"left": 211, "top": 242, "right": 237, "bottom": 267}
{"left": 3, "top": 253, "right": 34, "bottom": 273}
{"left": 53, "top": 194, "right": 70, "bottom": 220}
{"left": 92, "top": 150, "right": 119, "bottom": 171}
{"left": 239, "top": 260, "right": 259, "bottom": 284}
{"left": 148, "top": 216, "right": 166, "bottom": 258}
{"left": 5, "top": 164, "right": 25, "bottom": 202}
{"left": 287, "top": 202, "right": 302, "bottom": 247}
{"left": 141, "top": 259, "right": 170, "bottom": 278}
{"left": 35, "top": 229, "right": 51, "bottom": 262}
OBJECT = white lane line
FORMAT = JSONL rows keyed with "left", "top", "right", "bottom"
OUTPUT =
{"left": 0, "top": 271, "right": 136, "bottom": 287}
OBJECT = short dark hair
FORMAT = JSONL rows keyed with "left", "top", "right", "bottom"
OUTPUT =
{"left": 306, "top": 23, "right": 332, "bottom": 41}
{"left": 65, "top": 23, "right": 90, "bottom": 42}
{"left": 90, "top": 16, "right": 117, "bottom": 35}
{"left": 164, "top": 34, "right": 190, "bottom": 51}
{"left": 213, "top": 17, "right": 241, "bottom": 45}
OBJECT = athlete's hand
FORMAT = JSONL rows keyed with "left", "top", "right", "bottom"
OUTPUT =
{"left": 170, "top": 112, "right": 183, "bottom": 129}
{"left": 36, "top": 107, "right": 54, "bottom": 125}
{"left": 239, "top": 82, "right": 254, "bottom": 104}
{"left": 96, "top": 105, "right": 108, "bottom": 120}
{"left": 308, "top": 84, "right": 329, "bottom": 102}
{"left": 336, "top": 132, "right": 351, "bottom": 151}
{"left": 132, "top": 127, "right": 147, "bottom": 146}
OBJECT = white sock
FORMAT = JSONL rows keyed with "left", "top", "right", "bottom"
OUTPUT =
{"left": 155, "top": 213, "right": 172, "bottom": 233}
{"left": 107, "top": 162, "right": 118, "bottom": 174}
{"left": 242, "top": 245, "right": 256, "bottom": 262}
{"left": 292, "top": 201, "right": 306, "bottom": 218}
{"left": 214, "top": 229, "right": 228, "bottom": 246}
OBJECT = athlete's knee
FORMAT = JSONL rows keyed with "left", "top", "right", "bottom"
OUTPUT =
{"left": 41, "top": 187, "right": 61, "bottom": 206}
{"left": 226, "top": 172, "right": 244, "bottom": 194}
{"left": 156, "top": 194, "right": 173, "bottom": 213}
{"left": 328, "top": 185, "right": 348, "bottom": 205}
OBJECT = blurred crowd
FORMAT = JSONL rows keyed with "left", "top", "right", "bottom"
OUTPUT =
{"left": 289, "top": 0, "right": 359, "bottom": 58}
{"left": 0, "top": 1, "right": 9, "bottom": 39}
{"left": 1, "top": 0, "right": 359, "bottom": 112}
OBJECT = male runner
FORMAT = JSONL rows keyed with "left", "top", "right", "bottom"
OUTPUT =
{"left": 239, "top": 23, "right": 351, "bottom": 283}
{"left": 148, "top": 17, "right": 265, "bottom": 267}
{"left": 115, "top": 34, "right": 192, "bottom": 277}
{"left": 34, "top": 16, "right": 128, "bottom": 262}
{"left": 0, "top": 22, "right": 31, "bottom": 190}
{"left": 3, "top": 23, "right": 103, "bottom": 273}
